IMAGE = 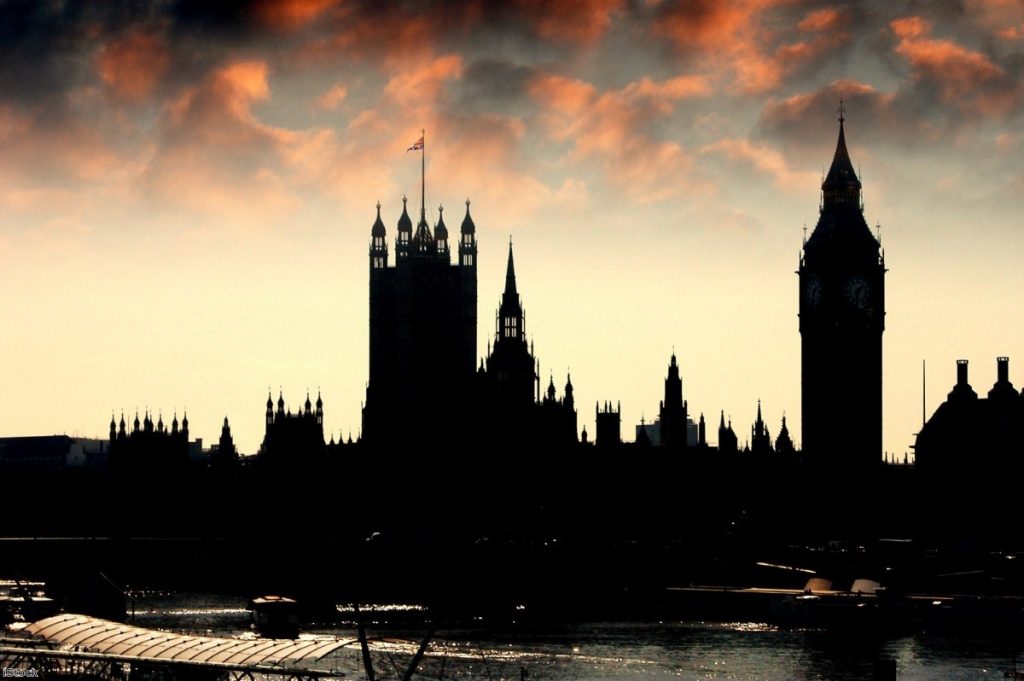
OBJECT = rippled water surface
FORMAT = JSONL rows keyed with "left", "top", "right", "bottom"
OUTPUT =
{"left": 131, "top": 592, "right": 1020, "bottom": 680}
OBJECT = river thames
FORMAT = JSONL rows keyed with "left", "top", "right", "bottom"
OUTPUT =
{"left": 129, "top": 592, "right": 1019, "bottom": 680}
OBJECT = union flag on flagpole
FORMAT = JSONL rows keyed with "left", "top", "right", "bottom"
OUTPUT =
{"left": 407, "top": 135, "right": 424, "bottom": 152}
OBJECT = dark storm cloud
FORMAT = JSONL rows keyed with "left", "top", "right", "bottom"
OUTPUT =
{"left": 0, "top": 1, "right": 128, "bottom": 103}
{"left": 756, "top": 3, "right": 1024, "bottom": 153}
{"left": 0, "top": 0, "right": 254, "bottom": 108}
{"left": 0, "top": 0, "right": 631, "bottom": 111}
{"left": 454, "top": 59, "right": 537, "bottom": 115}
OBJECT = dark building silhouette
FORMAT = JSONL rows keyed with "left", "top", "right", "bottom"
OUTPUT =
{"left": 914, "top": 357, "right": 1022, "bottom": 479}
{"left": 539, "top": 372, "right": 578, "bottom": 446}
{"left": 108, "top": 410, "right": 191, "bottom": 477}
{"left": 799, "top": 109, "right": 885, "bottom": 469}
{"left": 717, "top": 411, "right": 738, "bottom": 454}
{"left": 481, "top": 242, "right": 538, "bottom": 412}
{"left": 775, "top": 414, "right": 795, "bottom": 455}
{"left": 659, "top": 353, "right": 688, "bottom": 450}
{"left": 596, "top": 401, "right": 621, "bottom": 447}
{"left": 260, "top": 391, "right": 325, "bottom": 465}
{"left": 635, "top": 417, "right": 653, "bottom": 447}
{"left": 211, "top": 416, "right": 238, "bottom": 469}
{"left": 0, "top": 435, "right": 106, "bottom": 471}
{"left": 912, "top": 357, "right": 1023, "bottom": 540}
{"left": 475, "top": 241, "right": 577, "bottom": 445}
{"left": 362, "top": 196, "right": 477, "bottom": 446}
{"left": 750, "top": 400, "right": 773, "bottom": 455}
{"left": 636, "top": 417, "right": 659, "bottom": 446}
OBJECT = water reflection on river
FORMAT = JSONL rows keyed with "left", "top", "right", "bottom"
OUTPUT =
{"left": 131, "top": 592, "right": 1018, "bottom": 680}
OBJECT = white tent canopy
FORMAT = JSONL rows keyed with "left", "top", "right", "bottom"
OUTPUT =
{"left": 25, "top": 614, "right": 357, "bottom": 669}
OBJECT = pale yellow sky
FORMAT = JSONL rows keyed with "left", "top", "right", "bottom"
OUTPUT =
{"left": 2, "top": 2, "right": 1023, "bottom": 457}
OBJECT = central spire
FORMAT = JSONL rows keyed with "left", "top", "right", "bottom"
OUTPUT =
{"left": 503, "top": 238, "right": 518, "bottom": 299}
{"left": 498, "top": 238, "right": 524, "bottom": 342}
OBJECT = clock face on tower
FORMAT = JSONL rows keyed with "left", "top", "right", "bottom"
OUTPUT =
{"left": 844, "top": 275, "right": 871, "bottom": 310}
{"left": 804, "top": 275, "right": 823, "bottom": 310}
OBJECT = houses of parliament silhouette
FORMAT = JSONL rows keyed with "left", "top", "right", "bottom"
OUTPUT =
{"left": 3, "top": 113, "right": 1022, "bottom": 547}
{"left": 354, "top": 115, "right": 887, "bottom": 463}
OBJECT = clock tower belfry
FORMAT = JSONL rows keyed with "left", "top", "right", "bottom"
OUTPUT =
{"left": 799, "top": 106, "right": 885, "bottom": 470}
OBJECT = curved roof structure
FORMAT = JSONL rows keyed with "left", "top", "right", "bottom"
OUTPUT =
{"left": 26, "top": 614, "right": 357, "bottom": 669}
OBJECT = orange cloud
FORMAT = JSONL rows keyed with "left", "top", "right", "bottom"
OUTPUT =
{"left": 997, "top": 24, "right": 1024, "bottom": 39}
{"left": 96, "top": 32, "right": 170, "bottom": 102}
{"left": 300, "top": 9, "right": 439, "bottom": 67}
{"left": 161, "top": 61, "right": 279, "bottom": 149}
{"left": 297, "top": 0, "right": 622, "bottom": 68}
{"left": 798, "top": 7, "right": 843, "bottom": 33}
{"left": 383, "top": 54, "right": 464, "bottom": 109}
{"left": 653, "top": 0, "right": 849, "bottom": 94}
{"left": 253, "top": 0, "right": 341, "bottom": 28}
{"left": 314, "top": 83, "right": 348, "bottom": 111}
{"left": 426, "top": 114, "right": 558, "bottom": 219}
{"left": 139, "top": 60, "right": 310, "bottom": 223}
{"left": 890, "top": 16, "right": 930, "bottom": 41}
{"left": 995, "top": 132, "right": 1018, "bottom": 153}
{"left": 765, "top": 78, "right": 882, "bottom": 120}
{"left": 515, "top": 0, "right": 625, "bottom": 44}
{"left": 530, "top": 72, "right": 710, "bottom": 201}
{"left": 0, "top": 102, "right": 126, "bottom": 185}
{"left": 653, "top": 0, "right": 760, "bottom": 47}
{"left": 890, "top": 16, "right": 1011, "bottom": 115}
{"left": 621, "top": 74, "right": 711, "bottom": 105}
{"left": 964, "top": 0, "right": 1024, "bottom": 39}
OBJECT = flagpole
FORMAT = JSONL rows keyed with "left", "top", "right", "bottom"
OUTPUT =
{"left": 421, "top": 128, "right": 426, "bottom": 224}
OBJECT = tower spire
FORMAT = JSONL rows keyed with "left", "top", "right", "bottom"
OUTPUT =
{"left": 504, "top": 238, "right": 518, "bottom": 298}
{"left": 821, "top": 102, "right": 861, "bottom": 211}
{"left": 498, "top": 238, "right": 524, "bottom": 342}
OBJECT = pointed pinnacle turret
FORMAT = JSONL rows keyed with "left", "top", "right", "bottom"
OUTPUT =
{"left": 503, "top": 238, "right": 518, "bottom": 299}
{"left": 371, "top": 201, "right": 386, "bottom": 237}
{"left": 497, "top": 237, "right": 524, "bottom": 339}
{"left": 461, "top": 198, "right": 475, "bottom": 234}
{"left": 398, "top": 195, "right": 412, "bottom": 232}
{"left": 435, "top": 204, "right": 448, "bottom": 240}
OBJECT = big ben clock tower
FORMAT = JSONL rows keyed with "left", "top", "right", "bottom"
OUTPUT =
{"left": 799, "top": 106, "right": 885, "bottom": 470}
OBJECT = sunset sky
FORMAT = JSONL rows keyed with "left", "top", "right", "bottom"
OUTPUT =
{"left": 2, "top": 1, "right": 1023, "bottom": 457}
